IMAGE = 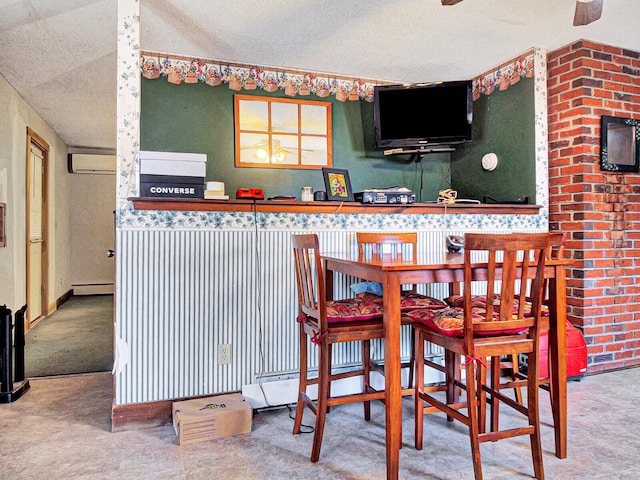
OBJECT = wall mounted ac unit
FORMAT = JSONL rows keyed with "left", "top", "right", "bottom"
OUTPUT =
{"left": 67, "top": 153, "right": 116, "bottom": 174}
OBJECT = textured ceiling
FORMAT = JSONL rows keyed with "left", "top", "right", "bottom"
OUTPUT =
{"left": 1, "top": 0, "right": 639, "bottom": 150}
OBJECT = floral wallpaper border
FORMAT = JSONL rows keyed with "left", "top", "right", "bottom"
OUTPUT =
{"left": 140, "top": 50, "right": 535, "bottom": 103}
{"left": 140, "top": 51, "right": 381, "bottom": 102}
{"left": 472, "top": 50, "right": 535, "bottom": 100}
{"left": 116, "top": 201, "right": 546, "bottom": 232}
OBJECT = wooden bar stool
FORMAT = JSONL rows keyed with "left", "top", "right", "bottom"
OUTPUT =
{"left": 291, "top": 233, "right": 387, "bottom": 462}
{"left": 489, "top": 232, "right": 566, "bottom": 433}
{"left": 355, "top": 232, "right": 447, "bottom": 398}
{"left": 412, "top": 232, "right": 553, "bottom": 480}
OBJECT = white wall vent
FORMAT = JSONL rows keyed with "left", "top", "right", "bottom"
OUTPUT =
{"left": 68, "top": 153, "right": 116, "bottom": 174}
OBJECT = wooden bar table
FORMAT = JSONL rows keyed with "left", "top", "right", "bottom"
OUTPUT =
{"left": 323, "top": 250, "right": 570, "bottom": 480}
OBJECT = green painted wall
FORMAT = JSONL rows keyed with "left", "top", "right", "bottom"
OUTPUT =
{"left": 141, "top": 79, "right": 450, "bottom": 201}
{"left": 452, "top": 78, "right": 536, "bottom": 203}
{"left": 140, "top": 77, "right": 535, "bottom": 203}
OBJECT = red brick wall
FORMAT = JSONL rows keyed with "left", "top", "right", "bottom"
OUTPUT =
{"left": 547, "top": 40, "right": 640, "bottom": 373}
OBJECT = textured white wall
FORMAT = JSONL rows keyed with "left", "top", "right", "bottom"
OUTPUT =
{"left": 0, "top": 73, "right": 70, "bottom": 313}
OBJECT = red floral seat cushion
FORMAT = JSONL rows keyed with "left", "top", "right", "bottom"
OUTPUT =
{"left": 407, "top": 306, "right": 529, "bottom": 337}
{"left": 444, "top": 294, "right": 549, "bottom": 317}
{"left": 356, "top": 292, "right": 447, "bottom": 311}
{"left": 406, "top": 308, "right": 478, "bottom": 336}
{"left": 445, "top": 294, "right": 497, "bottom": 309}
{"left": 325, "top": 298, "right": 384, "bottom": 323}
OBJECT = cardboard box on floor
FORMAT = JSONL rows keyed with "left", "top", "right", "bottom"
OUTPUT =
{"left": 172, "top": 393, "right": 252, "bottom": 445}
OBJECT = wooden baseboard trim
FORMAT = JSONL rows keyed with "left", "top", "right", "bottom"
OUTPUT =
{"left": 111, "top": 400, "right": 173, "bottom": 432}
{"left": 73, "top": 284, "right": 114, "bottom": 295}
{"left": 111, "top": 390, "right": 242, "bottom": 432}
{"left": 56, "top": 290, "right": 73, "bottom": 308}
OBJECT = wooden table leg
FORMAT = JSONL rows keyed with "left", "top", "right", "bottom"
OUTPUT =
{"left": 324, "top": 259, "right": 334, "bottom": 301}
{"left": 548, "top": 266, "right": 568, "bottom": 459}
{"left": 383, "top": 272, "right": 402, "bottom": 480}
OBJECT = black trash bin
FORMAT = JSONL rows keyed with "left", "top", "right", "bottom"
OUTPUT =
{"left": 0, "top": 304, "right": 30, "bottom": 403}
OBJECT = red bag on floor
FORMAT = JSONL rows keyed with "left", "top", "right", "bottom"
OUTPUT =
{"left": 521, "top": 321, "right": 588, "bottom": 381}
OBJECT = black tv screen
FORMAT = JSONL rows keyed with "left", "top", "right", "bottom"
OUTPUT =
{"left": 374, "top": 81, "right": 473, "bottom": 149}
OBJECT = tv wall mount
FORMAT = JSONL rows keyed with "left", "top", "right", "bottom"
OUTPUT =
{"left": 383, "top": 146, "right": 456, "bottom": 162}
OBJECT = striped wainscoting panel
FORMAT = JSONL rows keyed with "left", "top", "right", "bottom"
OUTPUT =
{"left": 114, "top": 227, "right": 518, "bottom": 404}
{"left": 116, "top": 229, "right": 377, "bottom": 404}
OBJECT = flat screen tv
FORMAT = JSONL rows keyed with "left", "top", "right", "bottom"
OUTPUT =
{"left": 374, "top": 80, "right": 473, "bottom": 149}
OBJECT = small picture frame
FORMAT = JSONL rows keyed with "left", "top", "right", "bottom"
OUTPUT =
{"left": 600, "top": 115, "right": 640, "bottom": 173}
{"left": 322, "top": 168, "right": 354, "bottom": 202}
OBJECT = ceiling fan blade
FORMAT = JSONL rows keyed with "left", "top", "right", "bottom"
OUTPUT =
{"left": 573, "top": 0, "right": 603, "bottom": 26}
{"left": 441, "top": 0, "right": 464, "bottom": 5}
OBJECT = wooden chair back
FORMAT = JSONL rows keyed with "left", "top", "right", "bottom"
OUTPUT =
{"left": 291, "top": 233, "right": 327, "bottom": 332}
{"left": 356, "top": 231, "right": 424, "bottom": 393}
{"left": 547, "top": 232, "right": 566, "bottom": 261}
{"left": 462, "top": 232, "right": 551, "bottom": 340}
{"left": 356, "top": 232, "right": 418, "bottom": 258}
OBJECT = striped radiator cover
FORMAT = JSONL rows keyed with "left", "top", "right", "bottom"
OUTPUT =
{"left": 115, "top": 229, "right": 503, "bottom": 404}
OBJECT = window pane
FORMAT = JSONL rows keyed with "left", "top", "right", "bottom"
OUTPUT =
{"left": 301, "top": 104, "right": 327, "bottom": 135}
{"left": 238, "top": 132, "right": 271, "bottom": 163}
{"left": 271, "top": 102, "right": 299, "bottom": 133}
{"left": 301, "top": 136, "right": 328, "bottom": 166}
{"left": 273, "top": 134, "right": 299, "bottom": 165}
{"left": 239, "top": 99, "right": 268, "bottom": 131}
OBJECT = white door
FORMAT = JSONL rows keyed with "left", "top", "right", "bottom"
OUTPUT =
{"left": 27, "top": 137, "right": 47, "bottom": 326}
{"left": 69, "top": 174, "right": 116, "bottom": 294}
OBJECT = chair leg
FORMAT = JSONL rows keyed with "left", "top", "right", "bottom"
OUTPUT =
{"left": 466, "top": 360, "right": 484, "bottom": 480}
{"left": 490, "top": 353, "right": 525, "bottom": 432}
{"left": 490, "top": 355, "right": 501, "bottom": 433}
{"left": 546, "top": 347, "right": 557, "bottom": 419}
{"left": 326, "top": 343, "right": 333, "bottom": 414}
{"left": 511, "top": 353, "right": 524, "bottom": 404}
{"left": 414, "top": 329, "right": 425, "bottom": 450}
{"left": 526, "top": 351, "right": 545, "bottom": 480}
{"left": 407, "top": 326, "right": 415, "bottom": 389}
{"left": 311, "top": 340, "right": 331, "bottom": 463}
{"left": 293, "top": 323, "right": 307, "bottom": 435}
{"left": 445, "top": 349, "right": 458, "bottom": 422}
{"left": 363, "top": 339, "right": 371, "bottom": 421}
{"left": 477, "top": 361, "right": 487, "bottom": 434}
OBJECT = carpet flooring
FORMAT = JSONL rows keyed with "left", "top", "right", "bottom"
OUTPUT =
{"left": 24, "top": 295, "right": 113, "bottom": 377}
{"left": 2, "top": 369, "right": 639, "bottom": 479}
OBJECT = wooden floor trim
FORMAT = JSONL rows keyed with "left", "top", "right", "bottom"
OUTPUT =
{"left": 111, "top": 391, "right": 242, "bottom": 432}
{"left": 56, "top": 289, "right": 73, "bottom": 308}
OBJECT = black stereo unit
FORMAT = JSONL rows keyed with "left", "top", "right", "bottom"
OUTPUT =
{"left": 355, "top": 188, "right": 416, "bottom": 205}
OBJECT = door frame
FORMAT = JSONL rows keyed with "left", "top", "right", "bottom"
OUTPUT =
{"left": 26, "top": 127, "right": 49, "bottom": 330}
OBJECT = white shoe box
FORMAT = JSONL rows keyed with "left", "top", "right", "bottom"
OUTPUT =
{"left": 138, "top": 151, "right": 207, "bottom": 177}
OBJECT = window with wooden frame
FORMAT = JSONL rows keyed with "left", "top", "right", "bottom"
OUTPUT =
{"left": 234, "top": 94, "right": 332, "bottom": 169}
